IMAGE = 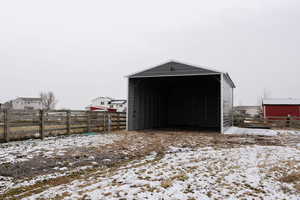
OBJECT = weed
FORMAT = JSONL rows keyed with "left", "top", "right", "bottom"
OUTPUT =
{"left": 280, "top": 172, "right": 300, "bottom": 183}
{"left": 161, "top": 179, "right": 173, "bottom": 189}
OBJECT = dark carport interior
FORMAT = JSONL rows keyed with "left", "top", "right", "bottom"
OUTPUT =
{"left": 128, "top": 75, "right": 221, "bottom": 132}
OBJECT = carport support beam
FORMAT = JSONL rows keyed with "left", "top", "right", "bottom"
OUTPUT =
{"left": 221, "top": 74, "right": 224, "bottom": 134}
{"left": 66, "top": 110, "right": 71, "bottom": 134}
{"left": 87, "top": 111, "right": 91, "bottom": 132}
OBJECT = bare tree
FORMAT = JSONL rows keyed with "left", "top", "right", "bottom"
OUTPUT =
{"left": 40, "top": 91, "right": 57, "bottom": 110}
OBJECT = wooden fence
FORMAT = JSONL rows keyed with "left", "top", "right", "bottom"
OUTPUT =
{"left": 0, "top": 109, "right": 126, "bottom": 143}
{"left": 234, "top": 115, "right": 300, "bottom": 129}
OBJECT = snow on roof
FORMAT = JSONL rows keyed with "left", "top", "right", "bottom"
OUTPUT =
{"left": 91, "top": 96, "right": 114, "bottom": 101}
{"left": 5, "top": 97, "right": 42, "bottom": 103}
{"left": 110, "top": 100, "right": 127, "bottom": 104}
{"left": 262, "top": 98, "right": 300, "bottom": 105}
{"left": 18, "top": 97, "right": 42, "bottom": 101}
{"left": 235, "top": 106, "right": 260, "bottom": 110}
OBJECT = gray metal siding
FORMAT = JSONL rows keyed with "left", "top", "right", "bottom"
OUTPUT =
{"left": 128, "top": 78, "right": 168, "bottom": 130}
{"left": 129, "top": 62, "right": 219, "bottom": 78}
{"left": 222, "top": 74, "right": 234, "bottom": 131}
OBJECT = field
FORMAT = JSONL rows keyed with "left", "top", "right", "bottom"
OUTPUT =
{"left": 0, "top": 129, "right": 300, "bottom": 199}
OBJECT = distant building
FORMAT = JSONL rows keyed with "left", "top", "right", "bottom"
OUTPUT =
{"left": 3, "top": 97, "right": 43, "bottom": 110}
{"left": 262, "top": 98, "right": 300, "bottom": 118}
{"left": 86, "top": 97, "right": 127, "bottom": 112}
{"left": 110, "top": 99, "right": 127, "bottom": 112}
{"left": 91, "top": 97, "right": 113, "bottom": 107}
{"left": 234, "top": 106, "right": 261, "bottom": 117}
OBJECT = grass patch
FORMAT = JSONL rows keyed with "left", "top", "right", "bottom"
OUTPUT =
{"left": 279, "top": 172, "right": 300, "bottom": 183}
{"left": 161, "top": 179, "right": 173, "bottom": 189}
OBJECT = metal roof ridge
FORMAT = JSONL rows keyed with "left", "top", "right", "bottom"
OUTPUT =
{"left": 125, "top": 60, "right": 223, "bottom": 78}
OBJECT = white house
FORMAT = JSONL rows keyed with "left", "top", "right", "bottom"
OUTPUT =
{"left": 110, "top": 99, "right": 127, "bottom": 112}
{"left": 4, "top": 97, "right": 43, "bottom": 110}
{"left": 90, "top": 97, "right": 113, "bottom": 107}
{"left": 86, "top": 97, "right": 127, "bottom": 112}
{"left": 234, "top": 106, "right": 261, "bottom": 117}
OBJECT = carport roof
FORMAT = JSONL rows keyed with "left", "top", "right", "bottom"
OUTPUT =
{"left": 127, "top": 61, "right": 236, "bottom": 88}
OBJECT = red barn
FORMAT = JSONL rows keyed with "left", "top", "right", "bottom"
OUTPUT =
{"left": 262, "top": 98, "right": 300, "bottom": 118}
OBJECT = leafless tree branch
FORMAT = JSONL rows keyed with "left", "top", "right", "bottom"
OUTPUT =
{"left": 40, "top": 91, "right": 57, "bottom": 110}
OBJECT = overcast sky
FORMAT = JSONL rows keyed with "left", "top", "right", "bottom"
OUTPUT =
{"left": 1, "top": 0, "right": 299, "bottom": 109}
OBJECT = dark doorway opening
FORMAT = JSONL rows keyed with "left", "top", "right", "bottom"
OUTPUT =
{"left": 129, "top": 75, "right": 221, "bottom": 132}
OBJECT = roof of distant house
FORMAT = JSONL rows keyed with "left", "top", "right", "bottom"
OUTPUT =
{"left": 110, "top": 100, "right": 127, "bottom": 104}
{"left": 262, "top": 98, "right": 300, "bottom": 105}
{"left": 17, "top": 97, "right": 42, "bottom": 101}
{"left": 235, "top": 106, "right": 260, "bottom": 110}
{"left": 92, "top": 96, "right": 114, "bottom": 101}
{"left": 5, "top": 97, "right": 42, "bottom": 103}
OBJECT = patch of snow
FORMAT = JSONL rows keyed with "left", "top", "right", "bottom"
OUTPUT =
{"left": 225, "top": 126, "right": 300, "bottom": 137}
{"left": 0, "top": 171, "right": 69, "bottom": 194}
{"left": 0, "top": 133, "right": 124, "bottom": 164}
{"left": 276, "top": 129, "right": 300, "bottom": 136}
{"left": 225, "top": 127, "right": 279, "bottom": 136}
{"left": 23, "top": 146, "right": 300, "bottom": 200}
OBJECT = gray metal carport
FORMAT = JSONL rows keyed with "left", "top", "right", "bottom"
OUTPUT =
{"left": 126, "top": 61, "right": 235, "bottom": 133}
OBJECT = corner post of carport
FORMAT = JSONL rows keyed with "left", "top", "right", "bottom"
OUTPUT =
{"left": 126, "top": 78, "right": 129, "bottom": 131}
{"left": 220, "top": 73, "right": 224, "bottom": 134}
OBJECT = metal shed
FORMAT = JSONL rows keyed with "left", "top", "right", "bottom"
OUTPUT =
{"left": 126, "top": 61, "right": 235, "bottom": 133}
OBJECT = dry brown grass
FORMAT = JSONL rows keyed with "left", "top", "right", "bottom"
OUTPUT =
{"left": 161, "top": 179, "right": 173, "bottom": 189}
{"left": 279, "top": 172, "right": 300, "bottom": 193}
{"left": 280, "top": 172, "right": 300, "bottom": 183}
{"left": 160, "top": 172, "right": 189, "bottom": 189}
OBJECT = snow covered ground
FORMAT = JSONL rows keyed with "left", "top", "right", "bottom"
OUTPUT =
{"left": 0, "top": 130, "right": 299, "bottom": 199}
{"left": 23, "top": 145, "right": 300, "bottom": 200}
{"left": 0, "top": 133, "right": 124, "bottom": 164}
{"left": 225, "top": 127, "right": 300, "bottom": 136}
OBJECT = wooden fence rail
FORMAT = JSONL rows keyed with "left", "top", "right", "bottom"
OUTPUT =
{"left": 234, "top": 115, "right": 300, "bottom": 129}
{"left": 0, "top": 109, "right": 126, "bottom": 143}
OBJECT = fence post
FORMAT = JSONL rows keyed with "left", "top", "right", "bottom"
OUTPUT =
{"left": 40, "top": 110, "right": 45, "bottom": 140}
{"left": 117, "top": 113, "right": 120, "bottom": 130}
{"left": 66, "top": 110, "right": 71, "bottom": 134}
{"left": 286, "top": 115, "right": 291, "bottom": 128}
{"left": 103, "top": 112, "right": 106, "bottom": 132}
{"left": 108, "top": 113, "right": 111, "bottom": 132}
{"left": 290, "top": 116, "right": 294, "bottom": 128}
{"left": 4, "top": 110, "right": 9, "bottom": 142}
{"left": 87, "top": 111, "right": 91, "bottom": 132}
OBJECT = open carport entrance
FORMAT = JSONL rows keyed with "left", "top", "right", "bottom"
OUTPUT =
{"left": 128, "top": 74, "right": 221, "bottom": 132}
